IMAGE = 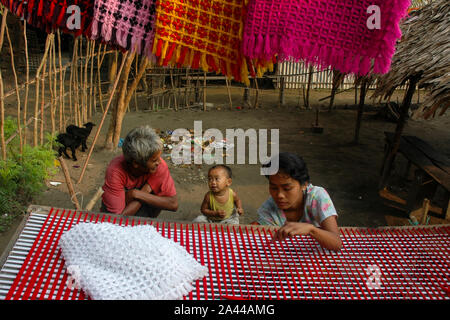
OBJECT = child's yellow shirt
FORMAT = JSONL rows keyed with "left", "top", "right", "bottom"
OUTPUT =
{"left": 209, "top": 188, "right": 234, "bottom": 221}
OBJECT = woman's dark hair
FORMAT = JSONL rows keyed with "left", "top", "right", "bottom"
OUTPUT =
{"left": 262, "top": 152, "right": 310, "bottom": 184}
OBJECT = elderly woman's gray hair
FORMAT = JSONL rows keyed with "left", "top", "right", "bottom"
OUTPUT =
{"left": 122, "top": 126, "right": 163, "bottom": 166}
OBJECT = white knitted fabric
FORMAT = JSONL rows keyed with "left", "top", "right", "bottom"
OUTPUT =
{"left": 58, "top": 222, "right": 208, "bottom": 300}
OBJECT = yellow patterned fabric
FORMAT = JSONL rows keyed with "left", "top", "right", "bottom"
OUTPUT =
{"left": 152, "top": 0, "right": 272, "bottom": 85}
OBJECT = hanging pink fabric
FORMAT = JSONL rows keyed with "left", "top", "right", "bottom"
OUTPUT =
{"left": 90, "top": 0, "right": 157, "bottom": 59}
{"left": 242, "top": 0, "right": 411, "bottom": 75}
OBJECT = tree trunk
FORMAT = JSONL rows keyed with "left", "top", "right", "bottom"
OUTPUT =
{"left": 111, "top": 55, "right": 148, "bottom": 148}
{"left": 305, "top": 65, "right": 314, "bottom": 109}
{"left": 105, "top": 51, "right": 136, "bottom": 150}
{"left": 354, "top": 77, "right": 369, "bottom": 144}
{"left": 329, "top": 70, "right": 344, "bottom": 111}
{"left": 379, "top": 75, "right": 421, "bottom": 189}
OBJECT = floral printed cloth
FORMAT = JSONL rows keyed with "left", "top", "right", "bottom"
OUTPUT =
{"left": 257, "top": 183, "right": 337, "bottom": 227}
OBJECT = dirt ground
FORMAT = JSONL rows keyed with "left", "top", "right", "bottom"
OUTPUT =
{"left": 1, "top": 86, "right": 450, "bottom": 253}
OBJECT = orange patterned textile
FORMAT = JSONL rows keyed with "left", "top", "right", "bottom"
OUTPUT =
{"left": 152, "top": 0, "right": 272, "bottom": 85}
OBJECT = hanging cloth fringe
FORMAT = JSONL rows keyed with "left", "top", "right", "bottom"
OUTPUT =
{"left": 242, "top": 0, "right": 411, "bottom": 76}
{"left": 90, "top": 0, "right": 157, "bottom": 59}
{"left": 1, "top": 0, "right": 95, "bottom": 37}
{"left": 152, "top": 0, "right": 272, "bottom": 86}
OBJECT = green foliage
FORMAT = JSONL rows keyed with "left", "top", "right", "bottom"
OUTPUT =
{"left": 0, "top": 119, "right": 57, "bottom": 233}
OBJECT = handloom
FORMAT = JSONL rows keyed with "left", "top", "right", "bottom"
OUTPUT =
{"left": 242, "top": 0, "right": 411, "bottom": 76}
{"left": 152, "top": 0, "right": 272, "bottom": 85}
{"left": 0, "top": 0, "right": 94, "bottom": 37}
{"left": 1, "top": 206, "right": 449, "bottom": 300}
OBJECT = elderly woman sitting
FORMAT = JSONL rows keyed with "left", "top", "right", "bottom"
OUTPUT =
{"left": 101, "top": 126, "right": 178, "bottom": 217}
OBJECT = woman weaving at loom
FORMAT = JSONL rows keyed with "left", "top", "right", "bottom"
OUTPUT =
{"left": 101, "top": 126, "right": 178, "bottom": 217}
{"left": 257, "top": 152, "right": 342, "bottom": 252}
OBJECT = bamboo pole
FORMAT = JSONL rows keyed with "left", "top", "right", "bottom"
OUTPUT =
{"left": 134, "top": 53, "right": 139, "bottom": 112}
{"left": 77, "top": 51, "right": 130, "bottom": 185}
{"left": 420, "top": 198, "right": 430, "bottom": 225}
{"left": 85, "top": 187, "right": 104, "bottom": 211}
{"left": 23, "top": 20, "right": 29, "bottom": 143}
{"left": 57, "top": 30, "right": 64, "bottom": 132}
{"left": 225, "top": 78, "right": 232, "bottom": 110}
{"left": 305, "top": 65, "right": 314, "bottom": 109}
{"left": 203, "top": 72, "right": 207, "bottom": 111}
{"left": 170, "top": 69, "right": 177, "bottom": 111}
{"left": 48, "top": 35, "right": 56, "bottom": 135}
{"left": 0, "top": 10, "right": 7, "bottom": 159}
{"left": 5, "top": 25, "right": 23, "bottom": 153}
{"left": 59, "top": 156, "right": 81, "bottom": 210}
{"left": 354, "top": 77, "right": 369, "bottom": 144}
{"left": 83, "top": 40, "right": 91, "bottom": 122}
{"left": 40, "top": 53, "right": 48, "bottom": 145}
{"left": 96, "top": 44, "right": 107, "bottom": 112}
{"left": 89, "top": 40, "right": 95, "bottom": 116}
{"left": 34, "top": 34, "right": 53, "bottom": 147}
{"left": 82, "top": 39, "right": 89, "bottom": 123}
{"left": 74, "top": 38, "right": 81, "bottom": 126}
{"left": 185, "top": 68, "right": 190, "bottom": 109}
{"left": 253, "top": 76, "right": 259, "bottom": 109}
{"left": 0, "top": 7, "right": 7, "bottom": 51}
{"left": 0, "top": 70, "right": 5, "bottom": 160}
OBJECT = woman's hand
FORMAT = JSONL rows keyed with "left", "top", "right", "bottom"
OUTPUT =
{"left": 273, "top": 222, "right": 313, "bottom": 241}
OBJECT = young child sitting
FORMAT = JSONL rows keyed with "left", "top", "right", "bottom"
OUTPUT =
{"left": 193, "top": 165, "right": 244, "bottom": 224}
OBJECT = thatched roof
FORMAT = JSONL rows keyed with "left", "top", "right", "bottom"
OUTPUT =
{"left": 372, "top": 0, "right": 449, "bottom": 119}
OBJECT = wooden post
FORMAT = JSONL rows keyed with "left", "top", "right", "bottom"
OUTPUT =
{"left": 40, "top": 49, "right": 48, "bottom": 145}
{"left": 5, "top": 25, "right": 23, "bottom": 153}
{"left": 85, "top": 187, "right": 104, "bottom": 211}
{"left": 104, "top": 50, "right": 135, "bottom": 150}
{"left": 59, "top": 156, "right": 81, "bottom": 210}
{"left": 243, "top": 86, "right": 249, "bottom": 107}
{"left": 34, "top": 41, "right": 52, "bottom": 146}
{"left": 195, "top": 73, "right": 200, "bottom": 102}
{"left": 0, "top": 70, "right": 5, "bottom": 160}
{"left": 89, "top": 40, "right": 95, "bottom": 117}
{"left": 379, "top": 75, "right": 421, "bottom": 189}
{"left": 170, "top": 69, "right": 177, "bottom": 111}
{"left": 329, "top": 70, "right": 343, "bottom": 111}
{"left": 23, "top": 20, "right": 30, "bottom": 142}
{"left": 113, "top": 55, "right": 149, "bottom": 147}
{"left": 225, "top": 78, "right": 233, "bottom": 110}
{"left": 446, "top": 199, "right": 450, "bottom": 220}
{"left": 354, "top": 77, "right": 368, "bottom": 144}
{"left": 48, "top": 35, "right": 56, "bottom": 135}
{"left": 253, "top": 76, "right": 260, "bottom": 109}
{"left": 0, "top": 7, "right": 7, "bottom": 51}
{"left": 305, "top": 65, "right": 314, "bottom": 109}
{"left": 185, "top": 68, "right": 190, "bottom": 109}
{"left": 420, "top": 198, "right": 430, "bottom": 225}
{"left": 77, "top": 51, "right": 129, "bottom": 185}
{"left": 109, "top": 50, "right": 138, "bottom": 149}
{"left": 57, "top": 30, "right": 64, "bottom": 132}
{"left": 203, "top": 72, "right": 207, "bottom": 111}
{"left": 278, "top": 76, "right": 285, "bottom": 107}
